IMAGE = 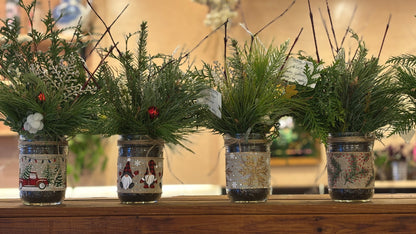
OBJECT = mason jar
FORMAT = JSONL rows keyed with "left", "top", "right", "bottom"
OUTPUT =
{"left": 224, "top": 133, "right": 271, "bottom": 203}
{"left": 326, "top": 132, "right": 375, "bottom": 202}
{"left": 117, "top": 135, "right": 164, "bottom": 204}
{"left": 19, "top": 136, "right": 68, "bottom": 206}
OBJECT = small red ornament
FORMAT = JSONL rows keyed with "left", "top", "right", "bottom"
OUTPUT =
{"left": 148, "top": 106, "right": 159, "bottom": 119}
{"left": 37, "top": 92, "right": 45, "bottom": 102}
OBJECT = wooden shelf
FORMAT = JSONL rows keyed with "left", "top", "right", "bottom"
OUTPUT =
{"left": 1, "top": 194, "right": 416, "bottom": 232}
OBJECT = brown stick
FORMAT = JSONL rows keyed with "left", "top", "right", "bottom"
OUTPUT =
{"left": 154, "top": 20, "right": 229, "bottom": 77}
{"left": 319, "top": 8, "right": 335, "bottom": 59}
{"left": 280, "top": 27, "right": 304, "bottom": 72}
{"left": 182, "top": 20, "right": 228, "bottom": 60}
{"left": 339, "top": 5, "right": 357, "bottom": 50}
{"left": 377, "top": 14, "right": 392, "bottom": 60}
{"left": 249, "top": 0, "right": 296, "bottom": 52}
{"left": 326, "top": 0, "right": 338, "bottom": 51}
{"left": 307, "top": 0, "right": 320, "bottom": 62}
{"left": 223, "top": 19, "right": 229, "bottom": 82}
{"left": 86, "top": 0, "right": 128, "bottom": 57}
{"left": 253, "top": 0, "right": 296, "bottom": 38}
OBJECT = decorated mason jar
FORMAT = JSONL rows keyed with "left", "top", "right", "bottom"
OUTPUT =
{"left": 19, "top": 136, "right": 68, "bottom": 206}
{"left": 326, "top": 132, "right": 375, "bottom": 202}
{"left": 224, "top": 133, "right": 271, "bottom": 203}
{"left": 117, "top": 135, "right": 164, "bottom": 204}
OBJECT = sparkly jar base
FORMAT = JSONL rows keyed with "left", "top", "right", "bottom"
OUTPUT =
{"left": 329, "top": 188, "right": 373, "bottom": 203}
{"left": 20, "top": 191, "right": 65, "bottom": 206}
{"left": 118, "top": 193, "right": 161, "bottom": 204}
{"left": 227, "top": 188, "right": 270, "bottom": 203}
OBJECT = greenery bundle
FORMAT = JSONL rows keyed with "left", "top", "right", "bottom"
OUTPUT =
{"left": 294, "top": 33, "right": 409, "bottom": 142}
{"left": 387, "top": 54, "right": 416, "bottom": 128}
{"left": 0, "top": 0, "right": 98, "bottom": 140}
{"left": 198, "top": 38, "right": 299, "bottom": 139}
{"left": 96, "top": 22, "right": 207, "bottom": 148}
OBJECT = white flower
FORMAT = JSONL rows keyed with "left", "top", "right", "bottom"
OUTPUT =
{"left": 23, "top": 113, "right": 44, "bottom": 134}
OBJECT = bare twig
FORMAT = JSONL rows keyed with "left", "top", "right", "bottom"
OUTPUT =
{"left": 319, "top": 8, "right": 335, "bottom": 59}
{"left": 377, "top": 14, "right": 392, "bottom": 60}
{"left": 349, "top": 35, "right": 363, "bottom": 68}
{"left": 326, "top": 0, "right": 338, "bottom": 51}
{"left": 181, "top": 20, "right": 228, "bottom": 60}
{"left": 339, "top": 5, "right": 357, "bottom": 50}
{"left": 71, "top": 43, "right": 118, "bottom": 106}
{"left": 253, "top": 0, "right": 296, "bottom": 38}
{"left": 154, "top": 20, "right": 229, "bottom": 77}
{"left": 86, "top": 0, "right": 128, "bottom": 57}
{"left": 223, "top": 18, "right": 229, "bottom": 82}
{"left": 82, "top": 43, "right": 118, "bottom": 90}
{"left": 249, "top": 0, "right": 296, "bottom": 52}
{"left": 280, "top": 27, "right": 304, "bottom": 72}
{"left": 307, "top": 0, "right": 320, "bottom": 62}
{"left": 239, "top": 0, "right": 249, "bottom": 33}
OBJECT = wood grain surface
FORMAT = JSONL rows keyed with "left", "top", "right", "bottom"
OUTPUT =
{"left": 1, "top": 194, "right": 416, "bottom": 233}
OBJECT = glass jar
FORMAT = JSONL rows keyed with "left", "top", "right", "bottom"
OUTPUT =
{"left": 18, "top": 136, "right": 68, "bottom": 206}
{"left": 326, "top": 132, "right": 375, "bottom": 202}
{"left": 224, "top": 133, "right": 271, "bottom": 203}
{"left": 117, "top": 135, "right": 164, "bottom": 204}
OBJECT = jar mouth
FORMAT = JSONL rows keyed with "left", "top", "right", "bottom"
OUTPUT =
{"left": 19, "top": 135, "right": 68, "bottom": 145}
{"left": 225, "top": 133, "right": 266, "bottom": 140}
{"left": 328, "top": 132, "right": 375, "bottom": 139}
{"left": 119, "top": 135, "right": 163, "bottom": 141}
{"left": 329, "top": 132, "right": 365, "bottom": 138}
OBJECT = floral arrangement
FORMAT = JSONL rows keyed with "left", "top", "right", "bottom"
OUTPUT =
{"left": 96, "top": 21, "right": 207, "bottom": 148}
{"left": 293, "top": 32, "right": 409, "bottom": 142}
{"left": 198, "top": 37, "right": 300, "bottom": 139}
{"left": 0, "top": 0, "right": 98, "bottom": 140}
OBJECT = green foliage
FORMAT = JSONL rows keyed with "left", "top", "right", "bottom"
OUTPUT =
{"left": 53, "top": 163, "right": 63, "bottom": 187}
{"left": 42, "top": 164, "right": 53, "bottom": 184}
{"left": 0, "top": 0, "right": 98, "bottom": 140}
{"left": 21, "top": 165, "right": 32, "bottom": 179}
{"left": 67, "top": 134, "right": 107, "bottom": 184}
{"left": 198, "top": 38, "right": 299, "bottom": 138}
{"left": 387, "top": 54, "right": 416, "bottom": 129}
{"left": 96, "top": 22, "right": 208, "bottom": 147}
{"left": 294, "top": 35, "right": 409, "bottom": 142}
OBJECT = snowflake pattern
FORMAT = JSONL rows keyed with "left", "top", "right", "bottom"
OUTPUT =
{"left": 225, "top": 152, "right": 270, "bottom": 190}
{"left": 134, "top": 160, "right": 142, "bottom": 167}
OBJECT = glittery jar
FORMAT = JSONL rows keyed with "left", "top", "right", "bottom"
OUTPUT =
{"left": 19, "top": 136, "right": 68, "bottom": 206}
{"left": 224, "top": 134, "right": 271, "bottom": 203}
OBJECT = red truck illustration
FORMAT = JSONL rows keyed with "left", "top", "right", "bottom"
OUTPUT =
{"left": 19, "top": 172, "right": 49, "bottom": 190}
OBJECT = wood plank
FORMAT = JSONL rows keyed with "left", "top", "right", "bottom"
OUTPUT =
{"left": 2, "top": 194, "right": 416, "bottom": 218}
{"left": 1, "top": 214, "right": 416, "bottom": 233}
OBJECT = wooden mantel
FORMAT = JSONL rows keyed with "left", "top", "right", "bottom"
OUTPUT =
{"left": 1, "top": 194, "right": 416, "bottom": 233}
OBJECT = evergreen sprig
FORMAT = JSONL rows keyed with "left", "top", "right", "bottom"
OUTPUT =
{"left": 198, "top": 38, "right": 299, "bottom": 139}
{"left": 0, "top": 0, "right": 97, "bottom": 140}
{"left": 388, "top": 54, "right": 416, "bottom": 128}
{"left": 294, "top": 34, "right": 409, "bottom": 142}
{"left": 96, "top": 22, "right": 207, "bottom": 148}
